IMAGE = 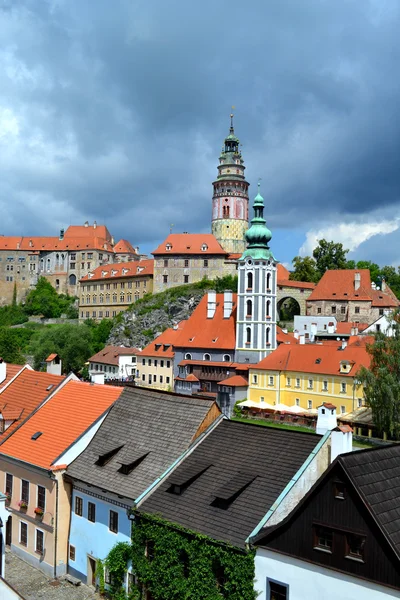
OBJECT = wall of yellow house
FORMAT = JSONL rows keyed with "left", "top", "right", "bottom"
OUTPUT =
{"left": 248, "top": 368, "right": 364, "bottom": 414}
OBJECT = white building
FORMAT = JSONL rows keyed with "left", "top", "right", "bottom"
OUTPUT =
{"left": 88, "top": 346, "right": 140, "bottom": 382}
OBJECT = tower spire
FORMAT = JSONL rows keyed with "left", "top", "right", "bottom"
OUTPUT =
{"left": 230, "top": 109, "right": 235, "bottom": 134}
{"left": 240, "top": 181, "right": 275, "bottom": 261}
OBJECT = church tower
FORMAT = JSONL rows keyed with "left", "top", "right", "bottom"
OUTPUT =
{"left": 211, "top": 114, "right": 249, "bottom": 254}
{"left": 235, "top": 183, "right": 277, "bottom": 363}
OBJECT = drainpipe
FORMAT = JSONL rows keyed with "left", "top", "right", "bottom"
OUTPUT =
{"left": 54, "top": 475, "right": 59, "bottom": 579}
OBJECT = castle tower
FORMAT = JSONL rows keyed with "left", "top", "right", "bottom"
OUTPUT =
{"left": 235, "top": 183, "right": 277, "bottom": 363}
{"left": 211, "top": 114, "right": 249, "bottom": 254}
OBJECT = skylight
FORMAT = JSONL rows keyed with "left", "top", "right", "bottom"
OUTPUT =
{"left": 167, "top": 460, "right": 212, "bottom": 496}
{"left": 95, "top": 444, "right": 124, "bottom": 467}
{"left": 211, "top": 472, "right": 256, "bottom": 510}
{"left": 117, "top": 451, "right": 149, "bottom": 475}
{"left": 46, "top": 384, "right": 54, "bottom": 391}
{"left": 31, "top": 432, "right": 43, "bottom": 441}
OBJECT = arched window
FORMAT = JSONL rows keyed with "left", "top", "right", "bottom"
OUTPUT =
{"left": 92, "top": 294, "right": 97, "bottom": 304}
{"left": 106, "top": 294, "right": 110, "bottom": 303}
{"left": 247, "top": 272, "right": 253, "bottom": 290}
{"left": 266, "top": 272, "right": 271, "bottom": 290}
{"left": 68, "top": 274, "right": 77, "bottom": 286}
{"left": 246, "top": 327, "right": 251, "bottom": 344}
{"left": 223, "top": 354, "right": 231, "bottom": 362}
{"left": 134, "top": 292, "right": 140, "bottom": 301}
{"left": 99, "top": 294, "right": 104, "bottom": 304}
{"left": 246, "top": 299, "right": 252, "bottom": 317}
{"left": 56, "top": 253, "right": 59, "bottom": 261}
{"left": 266, "top": 300, "right": 271, "bottom": 317}
{"left": 266, "top": 327, "right": 270, "bottom": 345}
{"left": 203, "top": 353, "right": 211, "bottom": 361}
{"left": 185, "top": 353, "right": 192, "bottom": 360}
{"left": 120, "top": 293, "right": 125, "bottom": 302}
{"left": 112, "top": 293, "right": 117, "bottom": 303}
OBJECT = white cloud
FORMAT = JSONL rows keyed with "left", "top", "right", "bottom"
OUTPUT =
{"left": 299, "top": 218, "right": 400, "bottom": 256}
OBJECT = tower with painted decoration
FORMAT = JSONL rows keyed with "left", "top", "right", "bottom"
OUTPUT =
{"left": 236, "top": 183, "right": 277, "bottom": 363}
{"left": 211, "top": 115, "right": 249, "bottom": 255}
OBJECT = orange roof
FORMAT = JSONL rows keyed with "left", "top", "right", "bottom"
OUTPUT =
{"left": 252, "top": 342, "right": 370, "bottom": 377}
{"left": 152, "top": 234, "right": 227, "bottom": 256}
{"left": 0, "top": 235, "right": 113, "bottom": 252}
{"left": 335, "top": 322, "right": 369, "bottom": 334}
{"left": 186, "top": 374, "right": 200, "bottom": 382}
{"left": 174, "top": 293, "right": 236, "bottom": 350}
{"left": 139, "top": 322, "right": 187, "bottom": 358}
{"left": 0, "top": 363, "right": 24, "bottom": 390}
{"left": 0, "top": 380, "right": 123, "bottom": 469}
{"left": 89, "top": 345, "right": 140, "bottom": 366}
{"left": 227, "top": 253, "right": 241, "bottom": 261}
{"left": 179, "top": 359, "right": 235, "bottom": 367}
{"left": 0, "top": 369, "right": 65, "bottom": 440}
{"left": 277, "top": 327, "right": 298, "bottom": 345}
{"left": 218, "top": 375, "right": 248, "bottom": 387}
{"left": 277, "top": 264, "right": 290, "bottom": 279}
{"left": 278, "top": 279, "right": 315, "bottom": 290}
{"left": 80, "top": 259, "right": 153, "bottom": 282}
{"left": 45, "top": 353, "right": 59, "bottom": 362}
{"left": 114, "top": 239, "right": 138, "bottom": 254}
{"left": 64, "top": 224, "right": 112, "bottom": 241}
{"left": 308, "top": 269, "right": 399, "bottom": 307}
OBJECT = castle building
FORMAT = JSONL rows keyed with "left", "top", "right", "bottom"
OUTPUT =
{"left": 235, "top": 183, "right": 277, "bottom": 363}
{"left": 211, "top": 114, "right": 249, "bottom": 255}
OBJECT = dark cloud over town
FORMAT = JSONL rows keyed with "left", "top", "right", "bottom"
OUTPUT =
{"left": 1, "top": 0, "right": 400, "bottom": 264}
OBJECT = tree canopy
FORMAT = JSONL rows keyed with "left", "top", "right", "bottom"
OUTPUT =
{"left": 24, "top": 277, "right": 77, "bottom": 318}
{"left": 289, "top": 256, "right": 319, "bottom": 283}
{"left": 312, "top": 239, "right": 349, "bottom": 277}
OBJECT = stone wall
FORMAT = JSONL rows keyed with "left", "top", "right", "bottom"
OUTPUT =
{"left": 277, "top": 285, "right": 313, "bottom": 317}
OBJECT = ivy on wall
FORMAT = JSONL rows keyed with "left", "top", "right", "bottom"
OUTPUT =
{"left": 130, "top": 513, "right": 257, "bottom": 600}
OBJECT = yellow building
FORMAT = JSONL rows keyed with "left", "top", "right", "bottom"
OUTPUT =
{"left": 248, "top": 340, "right": 370, "bottom": 415}
{"left": 79, "top": 259, "right": 153, "bottom": 321}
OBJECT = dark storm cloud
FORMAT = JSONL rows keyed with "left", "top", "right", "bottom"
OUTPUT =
{"left": 1, "top": 0, "right": 400, "bottom": 260}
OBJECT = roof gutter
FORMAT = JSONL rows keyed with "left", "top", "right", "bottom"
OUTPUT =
{"left": 133, "top": 414, "right": 224, "bottom": 509}
{"left": 246, "top": 429, "right": 331, "bottom": 544}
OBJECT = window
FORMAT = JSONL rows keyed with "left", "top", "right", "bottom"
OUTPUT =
{"left": 203, "top": 353, "right": 211, "bottom": 361}
{"left": 334, "top": 481, "right": 346, "bottom": 499}
{"left": 146, "top": 540, "right": 155, "bottom": 562}
{"left": 307, "top": 400, "right": 312, "bottom": 409}
{"left": 166, "top": 361, "right": 170, "bottom": 368}
{"left": 267, "top": 579, "right": 288, "bottom": 600}
{"left": 185, "top": 353, "right": 192, "bottom": 360}
{"left": 163, "top": 275, "right": 168, "bottom": 284}
{"left": 164, "top": 259, "right": 168, "bottom": 267}
{"left": 308, "top": 379, "right": 313, "bottom": 389}
{"left": 166, "top": 377, "right": 170, "bottom": 384}
{"left": 69, "top": 545, "right": 76, "bottom": 561}
{"left": 184, "top": 275, "right": 189, "bottom": 284}
{"left": 317, "top": 307, "right": 322, "bottom": 314}
{"left": 314, "top": 526, "right": 333, "bottom": 553}
{"left": 109, "top": 510, "right": 118, "bottom": 533}
{"left": 246, "top": 327, "right": 251, "bottom": 344}
{"left": 20, "top": 522, "right": 28, "bottom": 547}
{"left": 252, "top": 374, "right": 258, "bottom": 385}
{"left": 286, "top": 377, "right": 291, "bottom": 387}
{"left": 184, "top": 259, "right": 189, "bottom": 267}
{"left": 295, "top": 378, "right": 300, "bottom": 388}
{"left": 269, "top": 376, "right": 274, "bottom": 386}
{"left": 142, "top": 374, "right": 145, "bottom": 381}
{"left": 36, "top": 529, "right": 44, "bottom": 554}
{"left": 322, "top": 380, "right": 328, "bottom": 391}
{"left": 160, "top": 376, "right": 163, "bottom": 383}
{"left": 341, "top": 405, "right": 346, "bottom": 414}
{"left": 295, "top": 398, "right": 300, "bottom": 406}
{"left": 260, "top": 396, "right": 264, "bottom": 402}
{"left": 341, "top": 305, "right": 346, "bottom": 314}
{"left": 357, "top": 398, "right": 363, "bottom": 408}
{"left": 346, "top": 533, "right": 365, "bottom": 561}
{"left": 331, "top": 306, "right": 336, "bottom": 314}
{"left": 203, "top": 259, "right": 208, "bottom": 268}
{"left": 341, "top": 382, "right": 346, "bottom": 394}
{"left": 88, "top": 502, "right": 96, "bottom": 523}
{"left": 6, "top": 473, "right": 13, "bottom": 496}
{"left": 355, "top": 306, "right": 360, "bottom": 314}
{"left": 223, "top": 354, "right": 231, "bottom": 362}
{"left": 75, "top": 496, "right": 83, "bottom": 516}
{"left": 21, "top": 479, "right": 29, "bottom": 505}
{"left": 37, "top": 485, "right": 45, "bottom": 511}
{"left": 379, "top": 308, "right": 384, "bottom": 316}
{"left": 247, "top": 272, "right": 253, "bottom": 290}
{"left": 246, "top": 299, "right": 252, "bottom": 317}
{"left": 148, "top": 359, "right": 152, "bottom": 366}
{"left": 266, "top": 327, "right": 270, "bottom": 345}
{"left": 160, "top": 360, "right": 164, "bottom": 368}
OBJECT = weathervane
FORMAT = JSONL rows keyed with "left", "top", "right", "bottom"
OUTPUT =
{"left": 170, "top": 224, "right": 174, "bottom": 234}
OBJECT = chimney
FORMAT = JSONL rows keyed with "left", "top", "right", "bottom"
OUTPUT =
{"left": 381, "top": 278, "right": 386, "bottom": 291}
{"left": 91, "top": 372, "right": 105, "bottom": 385}
{"left": 299, "top": 334, "right": 305, "bottom": 345}
{"left": 331, "top": 425, "right": 353, "bottom": 462}
{"left": 354, "top": 272, "right": 361, "bottom": 291}
{"left": 17, "top": 241, "right": 20, "bottom": 250}
{"left": 207, "top": 290, "right": 217, "bottom": 319}
{"left": 93, "top": 221, "right": 97, "bottom": 229}
{"left": 84, "top": 221, "right": 89, "bottom": 227}
{"left": 0, "top": 358, "right": 6, "bottom": 385}
{"left": 223, "top": 290, "right": 233, "bottom": 319}
{"left": 135, "top": 247, "right": 139, "bottom": 254}
{"left": 341, "top": 339, "right": 347, "bottom": 350}
{"left": 46, "top": 354, "right": 62, "bottom": 376}
{"left": 316, "top": 403, "right": 337, "bottom": 435}
{"left": 29, "top": 239, "right": 33, "bottom": 248}
{"left": 59, "top": 228, "right": 64, "bottom": 240}
{"left": 328, "top": 321, "right": 335, "bottom": 334}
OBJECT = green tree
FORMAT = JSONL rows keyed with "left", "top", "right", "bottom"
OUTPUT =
{"left": 24, "top": 277, "right": 77, "bottom": 318}
{"left": 84, "top": 318, "right": 114, "bottom": 352}
{"left": 359, "top": 316, "right": 400, "bottom": 439}
{"left": 0, "top": 328, "right": 27, "bottom": 364}
{"left": 289, "top": 256, "right": 319, "bottom": 283}
{"left": 29, "top": 323, "right": 93, "bottom": 373}
{"left": 355, "top": 261, "right": 381, "bottom": 283}
{"left": 312, "top": 239, "right": 349, "bottom": 276}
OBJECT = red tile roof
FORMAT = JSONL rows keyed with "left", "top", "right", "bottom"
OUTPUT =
{"left": 308, "top": 269, "right": 399, "bottom": 307}
{"left": 252, "top": 342, "right": 370, "bottom": 377}
{"left": 152, "top": 234, "right": 227, "bottom": 256}
{"left": 89, "top": 345, "right": 140, "bottom": 366}
{"left": 80, "top": 259, "right": 153, "bottom": 282}
{"left": 277, "top": 264, "right": 290, "bottom": 279}
{"left": 0, "top": 235, "right": 113, "bottom": 252}
{"left": 45, "top": 353, "right": 59, "bottom": 362}
{"left": 278, "top": 279, "right": 316, "bottom": 290}
{"left": 0, "top": 369, "right": 65, "bottom": 440}
{"left": 186, "top": 374, "right": 200, "bottom": 382}
{"left": 218, "top": 375, "right": 248, "bottom": 387}
{"left": 64, "top": 224, "right": 112, "bottom": 241}
{"left": 174, "top": 293, "right": 236, "bottom": 350}
{"left": 0, "top": 363, "right": 25, "bottom": 390}
{"left": 114, "top": 239, "right": 138, "bottom": 254}
{"left": 335, "top": 322, "right": 369, "bottom": 334}
{"left": 179, "top": 360, "right": 235, "bottom": 368}
{"left": 139, "top": 322, "right": 187, "bottom": 358}
{"left": 0, "top": 380, "right": 123, "bottom": 469}
{"left": 277, "top": 327, "right": 298, "bottom": 345}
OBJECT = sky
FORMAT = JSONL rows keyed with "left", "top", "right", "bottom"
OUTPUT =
{"left": 1, "top": 0, "right": 400, "bottom": 267}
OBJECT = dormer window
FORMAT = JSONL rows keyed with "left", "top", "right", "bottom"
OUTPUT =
{"left": 166, "top": 244, "right": 172, "bottom": 251}
{"left": 201, "top": 244, "right": 208, "bottom": 252}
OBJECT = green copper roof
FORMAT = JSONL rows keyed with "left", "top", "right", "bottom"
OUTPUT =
{"left": 240, "top": 182, "right": 276, "bottom": 261}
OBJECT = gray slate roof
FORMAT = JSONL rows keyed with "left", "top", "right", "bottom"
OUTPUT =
{"left": 139, "top": 420, "right": 321, "bottom": 548}
{"left": 340, "top": 444, "right": 400, "bottom": 557}
{"left": 66, "top": 386, "right": 218, "bottom": 500}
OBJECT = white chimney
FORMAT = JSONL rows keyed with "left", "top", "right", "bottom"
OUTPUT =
{"left": 328, "top": 321, "right": 335, "bottom": 334}
{"left": 84, "top": 221, "right": 89, "bottom": 227}
{"left": 354, "top": 272, "right": 361, "bottom": 291}
{"left": 293, "top": 330, "right": 299, "bottom": 339}
{"left": 331, "top": 425, "right": 353, "bottom": 462}
{"left": 0, "top": 358, "right": 6, "bottom": 385}
{"left": 46, "top": 354, "right": 62, "bottom": 376}
{"left": 341, "top": 339, "right": 347, "bottom": 350}
{"left": 93, "top": 221, "right": 97, "bottom": 229}
{"left": 223, "top": 290, "right": 233, "bottom": 319}
{"left": 316, "top": 403, "right": 337, "bottom": 435}
{"left": 207, "top": 290, "right": 217, "bottom": 319}
{"left": 299, "top": 334, "right": 305, "bottom": 345}
{"left": 91, "top": 372, "right": 105, "bottom": 385}
{"left": 381, "top": 278, "right": 386, "bottom": 291}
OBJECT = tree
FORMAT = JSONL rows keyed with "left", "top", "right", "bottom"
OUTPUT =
{"left": 289, "top": 256, "right": 320, "bottom": 283}
{"left": 359, "top": 316, "right": 400, "bottom": 439}
{"left": 355, "top": 261, "right": 381, "bottom": 284}
{"left": 24, "top": 277, "right": 77, "bottom": 319}
{"left": 312, "top": 239, "right": 349, "bottom": 276}
{"left": 29, "top": 323, "right": 93, "bottom": 373}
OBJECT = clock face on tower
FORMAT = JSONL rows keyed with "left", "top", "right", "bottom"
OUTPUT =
{"left": 246, "top": 258, "right": 253, "bottom": 266}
